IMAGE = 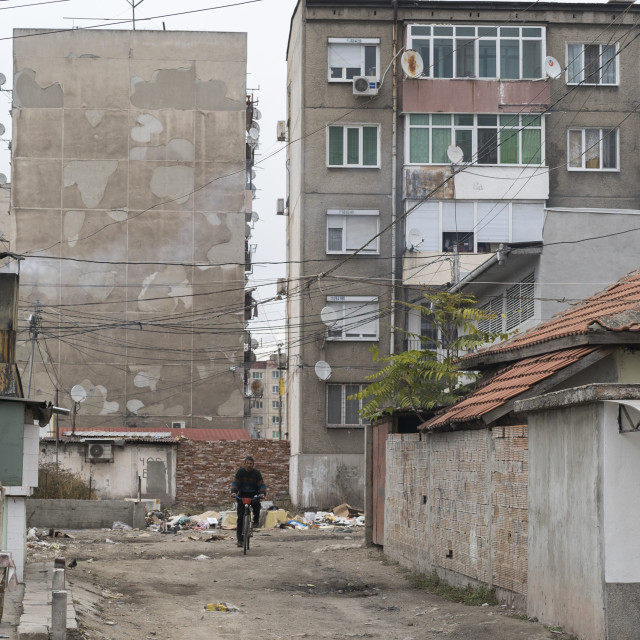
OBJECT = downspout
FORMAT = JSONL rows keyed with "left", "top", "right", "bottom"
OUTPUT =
{"left": 390, "top": 0, "right": 399, "bottom": 356}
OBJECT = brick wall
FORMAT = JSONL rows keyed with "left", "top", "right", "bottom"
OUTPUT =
{"left": 384, "top": 426, "right": 529, "bottom": 602}
{"left": 175, "top": 439, "right": 290, "bottom": 508}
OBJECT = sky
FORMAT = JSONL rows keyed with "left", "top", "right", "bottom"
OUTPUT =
{"left": 0, "top": 0, "right": 297, "bottom": 358}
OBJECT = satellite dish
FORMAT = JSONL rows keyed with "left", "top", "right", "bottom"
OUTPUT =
{"left": 70, "top": 384, "right": 87, "bottom": 403}
{"left": 253, "top": 108, "right": 262, "bottom": 120}
{"left": 401, "top": 50, "right": 424, "bottom": 78}
{"left": 245, "top": 223, "right": 252, "bottom": 238}
{"left": 545, "top": 56, "right": 561, "bottom": 79}
{"left": 0, "top": 73, "right": 5, "bottom": 87}
{"left": 408, "top": 228, "right": 423, "bottom": 249}
{"left": 248, "top": 128, "right": 260, "bottom": 141}
{"left": 320, "top": 306, "right": 340, "bottom": 326}
{"left": 0, "top": 174, "right": 6, "bottom": 187}
{"left": 314, "top": 360, "right": 332, "bottom": 381}
{"left": 250, "top": 380, "right": 263, "bottom": 396}
{"left": 251, "top": 121, "right": 260, "bottom": 133}
{"left": 251, "top": 211, "right": 259, "bottom": 223}
{"left": 447, "top": 145, "right": 464, "bottom": 164}
{"left": 250, "top": 338, "right": 259, "bottom": 349}
{"left": 0, "top": 123, "right": 5, "bottom": 137}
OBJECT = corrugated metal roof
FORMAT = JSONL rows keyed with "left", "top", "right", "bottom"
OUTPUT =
{"left": 52, "top": 427, "right": 251, "bottom": 442}
{"left": 423, "top": 347, "right": 597, "bottom": 430}
{"left": 470, "top": 270, "right": 640, "bottom": 358}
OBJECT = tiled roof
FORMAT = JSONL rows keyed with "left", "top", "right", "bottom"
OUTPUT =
{"left": 471, "top": 270, "right": 640, "bottom": 358}
{"left": 423, "top": 347, "right": 598, "bottom": 431}
{"left": 53, "top": 427, "right": 250, "bottom": 442}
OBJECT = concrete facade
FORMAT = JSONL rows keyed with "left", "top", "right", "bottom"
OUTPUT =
{"left": 286, "top": 1, "right": 640, "bottom": 507}
{"left": 11, "top": 29, "right": 251, "bottom": 430}
{"left": 39, "top": 439, "right": 177, "bottom": 503}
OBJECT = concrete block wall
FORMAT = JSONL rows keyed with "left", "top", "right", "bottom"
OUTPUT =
{"left": 175, "top": 439, "right": 290, "bottom": 507}
{"left": 384, "top": 426, "right": 529, "bottom": 601}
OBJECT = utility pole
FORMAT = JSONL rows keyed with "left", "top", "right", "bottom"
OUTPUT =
{"left": 277, "top": 344, "right": 284, "bottom": 440}
{"left": 26, "top": 299, "right": 39, "bottom": 397}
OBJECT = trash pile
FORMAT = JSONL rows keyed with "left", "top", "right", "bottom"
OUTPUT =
{"left": 145, "top": 510, "right": 219, "bottom": 533}
{"left": 279, "top": 504, "right": 365, "bottom": 531}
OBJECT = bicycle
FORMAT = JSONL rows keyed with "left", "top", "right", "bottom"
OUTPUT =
{"left": 234, "top": 494, "right": 260, "bottom": 554}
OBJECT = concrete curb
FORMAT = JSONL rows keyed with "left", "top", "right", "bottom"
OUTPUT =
{"left": 17, "top": 563, "right": 78, "bottom": 640}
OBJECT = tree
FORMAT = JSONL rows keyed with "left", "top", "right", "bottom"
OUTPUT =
{"left": 351, "top": 291, "right": 508, "bottom": 421}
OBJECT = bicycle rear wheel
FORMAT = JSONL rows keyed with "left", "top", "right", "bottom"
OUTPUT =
{"left": 242, "top": 510, "right": 251, "bottom": 554}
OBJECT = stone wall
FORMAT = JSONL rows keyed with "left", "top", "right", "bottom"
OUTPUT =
{"left": 176, "top": 439, "right": 290, "bottom": 507}
{"left": 384, "top": 426, "right": 528, "bottom": 605}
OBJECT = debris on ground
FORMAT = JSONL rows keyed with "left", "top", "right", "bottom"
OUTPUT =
{"left": 203, "top": 602, "right": 238, "bottom": 612}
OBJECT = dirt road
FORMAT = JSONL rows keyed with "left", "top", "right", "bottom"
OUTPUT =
{"left": 28, "top": 527, "right": 573, "bottom": 640}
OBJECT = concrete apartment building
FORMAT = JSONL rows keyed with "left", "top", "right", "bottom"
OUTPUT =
{"left": 285, "top": 0, "right": 640, "bottom": 507}
{"left": 247, "top": 356, "right": 287, "bottom": 440}
{"left": 11, "top": 29, "right": 254, "bottom": 431}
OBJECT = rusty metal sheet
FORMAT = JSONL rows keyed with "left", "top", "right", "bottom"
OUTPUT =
{"left": 404, "top": 165, "right": 454, "bottom": 200}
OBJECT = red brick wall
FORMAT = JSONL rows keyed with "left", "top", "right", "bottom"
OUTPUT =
{"left": 175, "top": 439, "right": 290, "bottom": 508}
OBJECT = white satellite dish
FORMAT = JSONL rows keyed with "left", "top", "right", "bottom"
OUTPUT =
{"left": 245, "top": 223, "right": 252, "bottom": 238}
{"left": 320, "top": 306, "right": 340, "bottom": 326}
{"left": 251, "top": 211, "right": 259, "bottom": 223}
{"left": 248, "top": 127, "right": 260, "bottom": 140}
{"left": 314, "top": 360, "right": 332, "bottom": 381}
{"left": 544, "top": 56, "right": 561, "bottom": 79}
{"left": 70, "top": 384, "right": 87, "bottom": 403}
{"left": 0, "top": 73, "right": 5, "bottom": 87}
{"left": 250, "top": 338, "right": 259, "bottom": 349}
{"left": 447, "top": 145, "right": 464, "bottom": 164}
{"left": 251, "top": 121, "right": 260, "bottom": 133}
{"left": 407, "top": 228, "right": 424, "bottom": 249}
{"left": 253, "top": 108, "right": 262, "bottom": 120}
{"left": 0, "top": 124, "right": 5, "bottom": 137}
{"left": 400, "top": 50, "right": 424, "bottom": 79}
{"left": 0, "top": 174, "right": 6, "bottom": 187}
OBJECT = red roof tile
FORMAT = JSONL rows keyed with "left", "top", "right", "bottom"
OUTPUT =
{"left": 423, "top": 347, "right": 597, "bottom": 430}
{"left": 471, "top": 270, "right": 640, "bottom": 358}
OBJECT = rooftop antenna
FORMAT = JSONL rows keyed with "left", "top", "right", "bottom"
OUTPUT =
{"left": 126, "top": 0, "right": 146, "bottom": 30}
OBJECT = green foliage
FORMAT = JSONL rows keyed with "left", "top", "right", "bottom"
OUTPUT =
{"left": 410, "top": 571, "right": 498, "bottom": 606}
{"left": 30, "top": 462, "right": 93, "bottom": 500}
{"left": 352, "top": 291, "right": 508, "bottom": 421}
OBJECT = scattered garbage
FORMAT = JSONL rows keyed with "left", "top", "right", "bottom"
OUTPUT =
{"left": 112, "top": 521, "right": 132, "bottom": 531}
{"left": 105, "top": 538, "right": 115, "bottom": 544}
{"left": 203, "top": 602, "right": 238, "bottom": 612}
{"left": 194, "top": 554, "right": 210, "bottom": 560}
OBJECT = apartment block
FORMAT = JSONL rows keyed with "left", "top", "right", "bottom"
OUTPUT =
{"left": 247, "top": 356, "right": 287, "bottom": 440}
{"left": 286, "top": 0, "right": 640, "bottom": 507}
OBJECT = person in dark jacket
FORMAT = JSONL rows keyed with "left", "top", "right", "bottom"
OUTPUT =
{"left": 231, "top": 455, "right": 266, "bottom": 547}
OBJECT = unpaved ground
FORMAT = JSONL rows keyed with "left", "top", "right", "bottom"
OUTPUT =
{"left": 29, "top": 527, "right": 573, "bottom": 640}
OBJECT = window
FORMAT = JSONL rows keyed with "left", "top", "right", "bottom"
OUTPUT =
{"left": 407, "top": 24, "right": 544, "bottom": 80}
{"left": 271, "top": 370, "right": 281, "bottom": 379}
{"left": 327, "top": 209, "right": 379, "bottom": 254}
{"left": 272, "top": 431, "right": 280, "bottom": 439}
{"left": 479, "top": 273, "right": 535, "bottom": 332}
{"left": 406, "top": 114, "right": 543, "bottom": 166}
{"left": 567, "top": 43, "right": 617, "bottom": 85}
{"left": 272, "top": 416, "right": 280, "bottom": 425}
{"left": 251, "top": 371, "right": 263, "bottom": 379}
{"left": 327, "top": 125, "right": 379, "bottom": 168}
{"left": 325, "top": 296, "right": 379, "bottom": 341}
{"left": 254, "top": 416, "right": 264, "bottom": 425}
{"left": 271, "top": 385, "right": 279, "bottom": 394}
{"left": 328, "top": 37, "right": 380, "bottom": 81}
{"left": 567, "top": 128, "right": 618, "bottom": 171}
{"left": 272, "top": 400, "right": 281, "bottom": 409}
{"left": 251, "top": 400, "right": 263, "bottom": 409}
{"left": 327, "top": 384, "right": 370, "bottom": 427}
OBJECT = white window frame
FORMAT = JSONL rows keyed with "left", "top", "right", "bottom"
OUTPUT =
{"left": 326, "top": 383, "right": 370, "bottom": 427}
{"left": 271, "top": 385, "right": 279, "bottom": 394}
{"left": 566, "top": 42, "right": 618, "bottom": 86}
{"left": 272, "top": 416, "right": 280, "bottom": 425}
{"left": 327, "top": 124, "right": 380, "bottom": 168}
{"left": 407, "top": 24, "right": 545, "bottom": 80}
{"left": 326, "top": 209, "right": 380, "bottom": 255}
{"left": 254, "top": 416, "right": 264, "bottom": 425}
{"left": 271, "top": 370, "right": 281, "bottom": 379}
{"left": 325, "top": 295, "right": 380, "bottom": 341}
{"left": 405, "top": 113, "right": 544, "bottom": 167}
{"left": 328, "top": 37, "right": 380, "bottom": 82}
{"left": 251, "top": 371, "right": 263, "bottom": 379}
{"left": 567, "top": 128, "right": 619, "bottom": 171}
{"left": 272, "top": 400, "right": 281, "bottom": 409}
{"left": 251, "top": 400, "right": 263, "bottom": 409}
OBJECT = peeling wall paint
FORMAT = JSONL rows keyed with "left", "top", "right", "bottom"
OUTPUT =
{"left": 130, "top": 139, "right": 194, "bottom": 162}
{"left": 63, "top": 160, "right": 118, "bottom": 208}
{"left": 149, "top": 165, "right": 193, "bottom": 204}
{"left": 130, "top": 113, "right": 163, "bottom": 142}
{"left": 13, "top": 68, "right": 63, "bottom": 108}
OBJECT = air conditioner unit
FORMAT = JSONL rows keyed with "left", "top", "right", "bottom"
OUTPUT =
{"left": 353, "top": 76, "right": 378, "bottom": 96}
{"left": 171, "top": 421, "right": 186, "bottom": 429}
{"left": 87, "top": 442, "right": 113, "bottom": 462}
{"left": 276, "top": 198, "right": 286, "bottom": 215}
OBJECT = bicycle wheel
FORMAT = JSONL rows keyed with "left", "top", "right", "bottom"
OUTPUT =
{"left": 242, "top": 510, "right": 251, "bottom": 554}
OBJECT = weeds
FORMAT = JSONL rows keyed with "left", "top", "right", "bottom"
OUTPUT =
{"left": 30, "top": 463, "right": 93, "bottom": 500}
{"left": 410, "top": 571, "right": 498, "bottom": 606}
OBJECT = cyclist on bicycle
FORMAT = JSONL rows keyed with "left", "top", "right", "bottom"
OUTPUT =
{"left": 231, "top": 455, "right": 266, "bottom": 547}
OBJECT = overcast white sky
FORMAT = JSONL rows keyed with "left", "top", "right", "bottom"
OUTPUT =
{"left": 0, "top": 0, "right": 625, "bottom": 358}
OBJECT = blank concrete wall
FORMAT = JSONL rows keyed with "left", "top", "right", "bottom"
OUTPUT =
{"left": 26, "top": 499, "right": 146, "bottom": 530}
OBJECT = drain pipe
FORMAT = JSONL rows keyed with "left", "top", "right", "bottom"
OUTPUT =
{"left": 390, "top": 0, "right": 399, "bottom": 356}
